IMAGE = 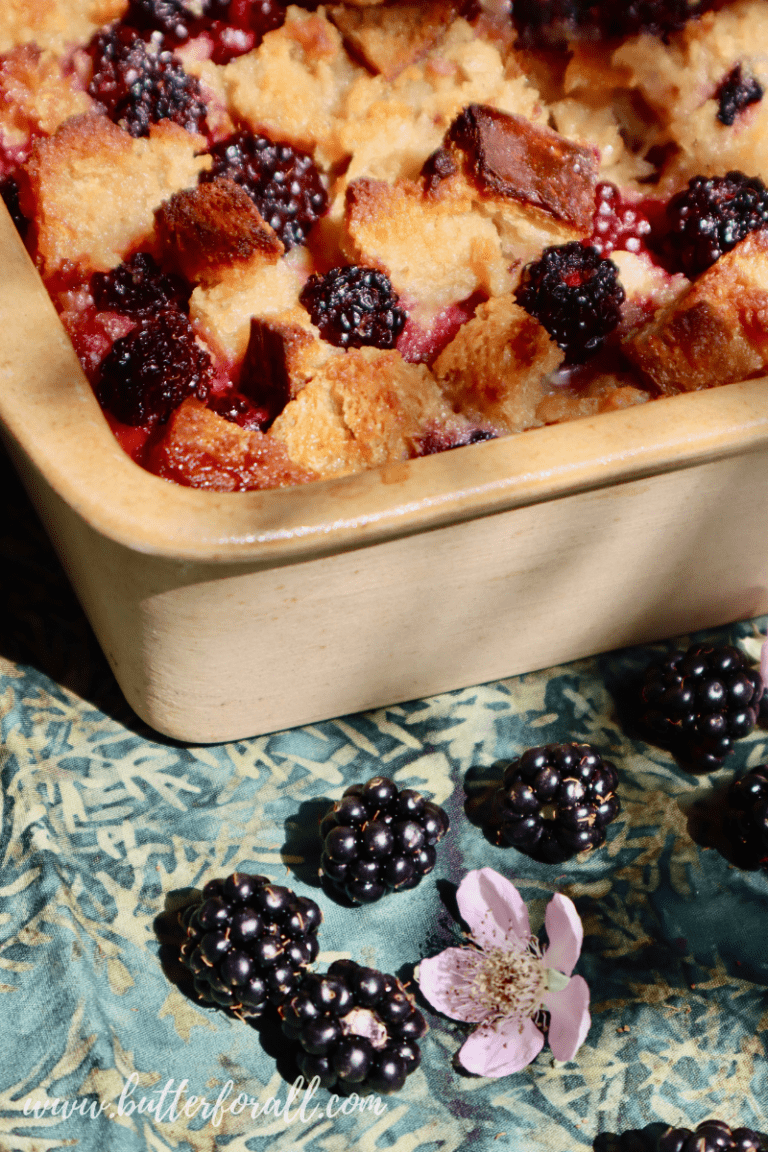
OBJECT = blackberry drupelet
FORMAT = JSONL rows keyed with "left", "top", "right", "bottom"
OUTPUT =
{"left": 319, "top": 776, "right": 449, "bottom": 903}
{"left": 492, "top": 742, "right": 621, "bottom": 863}
{"left": 281, "top": 961, "right": 426, "bottom": 1093}
{"left": 88, "top": 26, "right": 208, "bottom": 138}
{"left": 638, "top": 644, "right": 763, "bottom": 772}
{"left": 665, "top": 171, "right": 768, "bottom": 277}
{"left": 597, "top": 0, "right": 711, "bottom": 39}
{"left": 515, "top": 242, "right": 624, "bottom": 363}
{"left": 97, "top": 309, "right": 213, "bottom": 427}
{"left": 91, "top": 252, "right": 190, "bottom": 319}
{"left": 201, "top": 130, "right": 327, "bottom": 249}
{"left": 716, "top": 65, "right": 764, "bottom": 127}
{"left": 512, "top": 0, "right": 711, "bottom": 46}
{"left": 659, "top": 1120, "right": 767, "bottom": 1152}
{"left": 300, "top": 266, "right": 408, "bottom": 350}
{"left": 726, "top": 765, "right": 768, "bottom": 869}
{"left": 179, "top": 872, "right": 322, "bottom": 1018}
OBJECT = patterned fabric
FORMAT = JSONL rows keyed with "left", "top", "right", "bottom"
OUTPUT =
{"left": 1, "top": 447, "right": 766, "bottom": 1152}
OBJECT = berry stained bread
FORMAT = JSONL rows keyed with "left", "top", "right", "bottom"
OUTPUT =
{"left": 4, "top": 0, "right": 768, "bottom": 492}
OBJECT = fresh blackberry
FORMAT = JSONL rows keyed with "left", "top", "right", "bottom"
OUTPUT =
{"left": 88, "top": 26, "right": 207, "bottom": 138}
{"left": 97, "top": 309, "right": 213, "bottom": 427}
{"left": 515, "top": 242, "right": 624, "bottom": 363}
{"left": 201, "top": 130, "right": 327, "bottom": 249}
{"left": 511, "top": 0, "right": 710, "bottom": 46}
{"left": 299, "top": 266, "right": 408, "bottom": 350}
{"left": 492, "top": 742, "right": 621, "bottom": 863}
{"left": 665, "top": 172, "right": 768, "bottom": 277}
{"left": 638, "top": 644, "right": 763, "bottom": 772}
{"left": 717, "top": 65, "right": 764, "bottom": 127}
{"left": 511, "top": 0, "right": 584, "bottom": 47}
{"left": 319, "top": 776, "right": 449, "bottom": 903}
{"left": 90, "top": 252, "right": 190, "bottom": 319}
{"left": 659, "top": 1120, "right": 767, "bottom": 1152}
{"left": 726, "top": 765, "right": 768, "bottom": 869}
{"left": 179, "top": 872, "right": 322, "bottom": 1018}
{"left": 281, "top": 961, "right": 426, "bottom": 1093}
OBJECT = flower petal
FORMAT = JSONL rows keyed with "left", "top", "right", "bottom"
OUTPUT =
{"left": 542, "top": 974, "right": 591, "bottom": 1062}
{"left": 541, "top": 893, "right": 583, "bottom": 976}
{"left": 458, "top": 1015, "right": 545, "bottom": 1078}
{"left": 416, "top": 948, "right": 489, "bottom": 1023}
{"left": 456, "top": 868, "right": 530, "bottom": 952}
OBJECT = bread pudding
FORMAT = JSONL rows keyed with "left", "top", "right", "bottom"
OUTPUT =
{"left": 3, "top": 0, "right": 768, "bottom": 491}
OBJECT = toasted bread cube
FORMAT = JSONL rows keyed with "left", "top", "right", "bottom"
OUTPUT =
{"left": 220, "top": 7, "right": 362, "bottom": 166}
{"left": 19, "top": 114, "right": 211, "bottom": 275}
{"left": 270, "top": 346, "right": 468, "bottom": 476}
{"left": 148, "top": 398, "right": 318, "bottom": 491}
{"left": 155, "top": 179, "right": 284, "bottom": 289}
{"left": 241, "top": 316, "right": 338, "bottom": 402}
{"left": 190, "top": 258, "right": 309, "bottom": 365}
{"left": 624, "top": 229, "right": 768, "bottom": 394}
{"left": 344, "top": 177, "right": 512, "bottom": 318}
{"left": 432, "top": 294, "right": 562, "bottom": 431}
{"left": 0, "top": 45, "right": 94, "bottom": 149}
{"left": 329, "top": 2, "right": 457, "bottom": 81}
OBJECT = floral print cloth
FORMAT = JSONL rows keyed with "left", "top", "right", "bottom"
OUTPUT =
{"left": 0, "top": 448, "right": 766, "bottom": 1152}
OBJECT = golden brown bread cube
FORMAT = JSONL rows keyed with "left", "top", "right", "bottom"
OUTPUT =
{"left": 624, "top": 229, "right": 768, "bottom": 394}
{"left": 0, "top": 0, "right": 127, "bottom": 56}
{"left": 19, "top": 114, "right": 211, "bottom": 275}
{"left": 148, "top": 398, "right": 318, "bottom": 491}
{"left": 433, "top": 294, "right": 563, "bottom": 432}
{"left": 344, "top": 176, "right": 512, "bottom": 317}
{"left": 270, "top": 346, "right": 470, "bottom": 477}
{"left": 155, "top": 179, "right": 284, "bottom": 289}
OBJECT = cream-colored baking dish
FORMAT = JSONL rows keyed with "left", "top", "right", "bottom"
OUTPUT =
{"left": 2, "top": 204, "right": 768, "bottom": 743}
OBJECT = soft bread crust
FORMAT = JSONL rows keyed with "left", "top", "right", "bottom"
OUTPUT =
{"left": 344, "top": 177, "right": 512, "bottom": 317}
{"left": 20, "top": 114, "right": 211, "bottom": 275}
{"left": 148, "top": 398, "right": 318, "bottom": 491}
{"left": 624, "top": 229, "right": 768, "bottom": 393}
{"left": 433, "top": 294, "right": 563, "bottom": 431}
{"left": 329, "top": 1, "right": 458, "bottom": 81}
{"left": 270, "top": 346, "right": 468, "bottom": 476}
{"left": 155, "top": 179, "right": 284, "bottom": 288}
{"left": 536, "top": 374, "right": 650, "bottom": 424}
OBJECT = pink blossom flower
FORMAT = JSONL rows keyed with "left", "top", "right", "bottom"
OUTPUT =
{"left": 416, "top": 867, "right": 590, "bottom": 1077}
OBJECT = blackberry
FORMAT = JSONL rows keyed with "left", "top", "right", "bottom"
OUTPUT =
{"left": 597, "top": 0, "right": 710, "bottom": 39}
{"left": 716, "top": 65, "right": 764, "bottom": 127}
{"left": 511, "top": 0, "right": 583, "bottom": 47}
{"left": 90, "top": 252, "right": 190, "bottom": 319}
{"left": 299, "top": 266, "right": 407, "bottom": 350}
{"left": 319, "top": 776, "right": 449, "bottom": 903}
{"left": 659, "top": 1120, "right": 767, "bottom": 1152}
{"left": 125, "top": 0, "right": 197, "bottom": 42}
{"left": 97, "top": 309, "right": 213, "bottom": 426}
{"left": 201, "top": 130, "right": 327, "bottom": 249}
{"left": 726, "top": 765, "right": 768, "bottom": 869}
{"left": 665, "top": 172, "right": 768, "bottom": 278}
{"left": 281, "top": 961, "right": 426, "bottom": 1093}
{"left": 515, "top": 242, "right": 624, "bottom": 363}
{"left": 512, "top": 0, "right": 710, "bottom": 46}
{"left": 88, "top": 26, "right": 207, "bottom": 138}
{"left": 492, "top": 742, "right": 621, "bottom": 863}
{"left": 638, "top": 644, "right": 763, "bottom": 772}
{"left": 0, "top": 174, "right": 27, "bottom": 239}
{"left": 179, "top": 872, "right": 322, "bottom": 1018}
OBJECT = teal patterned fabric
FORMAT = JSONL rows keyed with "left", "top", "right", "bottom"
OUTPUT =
{"left": 1, "top": 448, "right": 766, "bottom": 1152}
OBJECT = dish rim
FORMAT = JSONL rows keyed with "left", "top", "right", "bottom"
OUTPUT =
{"left": 3, "top": 208, "right": 768, "bottom": 566}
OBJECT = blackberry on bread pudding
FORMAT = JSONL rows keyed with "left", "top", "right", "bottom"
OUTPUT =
{"left": 5, "top": 0, "right": 768, "bottom": 489}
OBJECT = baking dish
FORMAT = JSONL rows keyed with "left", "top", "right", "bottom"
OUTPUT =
{"left": 2, "top": 203, "right": 768, "bottom": 742}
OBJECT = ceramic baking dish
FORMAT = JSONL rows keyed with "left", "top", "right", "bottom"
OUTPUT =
{"left": 2, "top": 204, "right": 768, "bottom": 742}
